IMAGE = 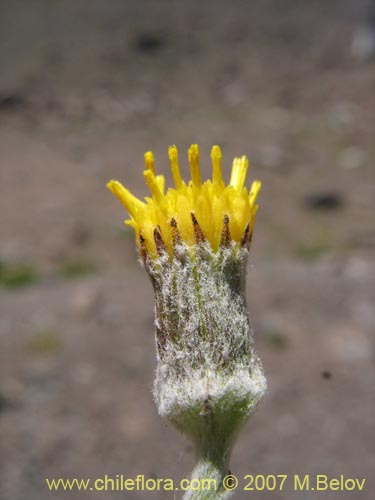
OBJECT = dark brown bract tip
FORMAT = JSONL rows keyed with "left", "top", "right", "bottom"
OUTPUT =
{"left": 153, "top": 226, "right": 166, "bottom": 256}
{"left": 220, "top": 214, "right": 231, "bottom": 247}
{"left": 139, "top": 232, "right": 149, "bottom": 264}
{"left": 170, "top": 217, "right": 182, "bottom": 246}
{"left": 241, "top": 221, "right": 253, "bottom": 248}
{"left": 191, "top": 212, "right": 206, "bottom": 244}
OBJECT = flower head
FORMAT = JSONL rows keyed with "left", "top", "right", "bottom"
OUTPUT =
{"left": 107, "top": 145, "right": 261, "bottom": 258}
{"left": 106, "top": 144, "right": 266, "bottom": 490}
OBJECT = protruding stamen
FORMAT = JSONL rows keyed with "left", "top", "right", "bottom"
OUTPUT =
{"left": 168, "top": 145, "right": 183, "bottom": 189}
{"left": 191, "top": 212, "right": 205, "bottom": 243}
{"left": 170, "top": 217, "right": 181, "bottom": 246}
{"left": 220, "top": 214, "right": 231, "bottom": 247}
{"left": 153, "top": 226, "right": 166, "bottom": 256}
{"left": 107, "top": 180, "right": 144, "bottom": 217}
{"left": 230, "top": 155, "right": 249, "bottom": 192}
{"left": 188, "top": 144, "right": 202, "bottom": 187}
{"left": 143, "top": 169, "right": 164, "bottom": 203}
{"left": 144, "top": 151, "right": 155, "bottom": 174}
{"left": 211, "top": 145, "right": 224, "bottom": 187}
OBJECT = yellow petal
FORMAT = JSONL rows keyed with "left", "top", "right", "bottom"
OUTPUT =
{"left": 249, "top": 180, "right": 261, "bottom": 206}
{"left": 107, "top": 180, "right": 144, "bottom": 217}
{"left": 143, "top": 170, "right": 164, "bottom": 204}
{"left": 230, "top": 156, "right": 248, "bottom": 192}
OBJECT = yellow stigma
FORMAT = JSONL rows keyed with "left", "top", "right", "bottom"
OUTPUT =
{"left": 211, "top": 145, "right": 224, "bottom": 188}
{"left": 188, "top": 144, "right": 202, "bottom": 187}
{"left": 168, "top": 145, "right": 183, "bottom": 189}
{"left": 107, "top": 145, "right": 261, "bottom": 258}
{"left": 144, "top": 151, "right": 155, "bottom": 173}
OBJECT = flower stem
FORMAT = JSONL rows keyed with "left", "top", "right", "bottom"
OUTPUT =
{"left": 182, "top": 458, "right": 234, "bottom": 500}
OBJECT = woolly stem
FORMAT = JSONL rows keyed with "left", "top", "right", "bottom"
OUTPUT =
{"left": 182, "top": 458, "right": 234, "bottom": 500}
{"left": 167, "top": 371, "right": 256, "bottom": 500}
{"left": 150, "top": 244, "right": 266, "bottom": 499}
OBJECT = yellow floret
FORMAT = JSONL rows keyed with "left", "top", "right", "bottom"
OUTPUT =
{"left": 107, "top": 145, "right": 261, "bottom": 258}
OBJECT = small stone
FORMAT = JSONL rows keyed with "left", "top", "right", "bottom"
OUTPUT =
{"left": 321, "top": 370, "right": 332, "bottom": 380}
{"left": 221, "top": 81, "right": 247, "bottom": 106}
{"left": 351, "top": 27, "right": 375, "bottom": 61}
{"left": 303, "top": 191, "right": 344, "bottom": 212}
{"left": 331, "top": 102, "right": 357, "bottom": 127}
{"left": 71, "top": 284, "right": 102, "bottom": 318}
{"left": 261, "top": 107, "right": 290, "bottom": 130}
{"left": 0, "top": 92, "right": 28, "bottom": 112}
{"left": 71, "top": 223, "right": 91, "bottom": 247}
{"left": 339, "top": 146, "right": 365, "bottom": 169}
{"left": 0, "top": 392, "right": 9, "bottom": 412}
{"left": 258, "top": 144, "right": 283, "bottom": 168}
{"left": 73, "top": 363, "right": 95, "bottom": 385}
{"left": 327, "top": 326, "right": 373, "bottom": 363}
{"left": 134, "top": 33, "right": 166, "bottom": 53}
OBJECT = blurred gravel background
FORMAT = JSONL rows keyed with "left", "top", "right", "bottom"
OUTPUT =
{"left": 0, "top": 1, "right": 374, "bottom": 499}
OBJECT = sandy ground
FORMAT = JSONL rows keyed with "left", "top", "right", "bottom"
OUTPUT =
{"left": 0, "top": 1, "right": 374, "bottom": 499}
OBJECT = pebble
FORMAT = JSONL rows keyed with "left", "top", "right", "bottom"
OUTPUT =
{"left": 339, "top": 146, "right": 365, "bottom": 170}
{"left": 303, "top": 191, "right": 344, "bottom": 211}
{"left": 71, "top": 284, "right": 102, "bottom": 318}
{"left": 261, "top": 107, "right": 290, "bottom": 130}
{"left": 351, "top": 26, "right": 375, "bottom": 61}
{"left": 327, "top": 326, "right": 373, "bottom": 363}
{"left": 221, "top": 81, "right": 247, "bottom": 106}
{"left": 258, "top": 143, "right": 284, "bottom": 168}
